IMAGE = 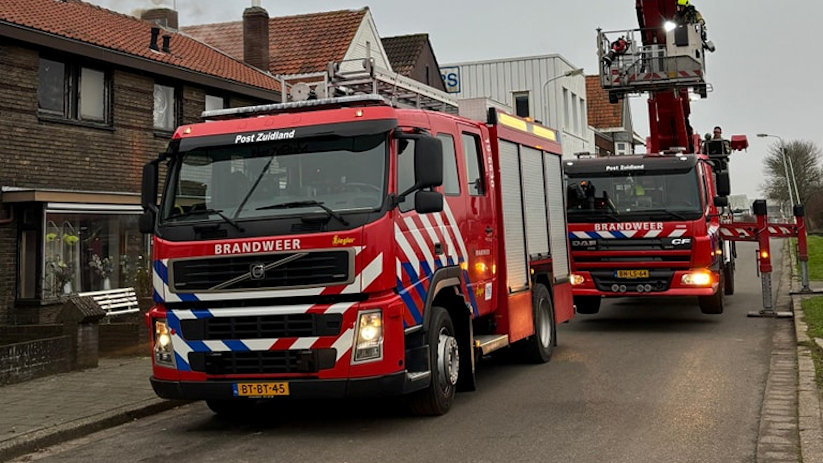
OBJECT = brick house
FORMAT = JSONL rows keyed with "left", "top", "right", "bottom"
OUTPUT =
{"left": 0, "top": 0, "right": 282, "bottom": 324}
{"left": 585, "top": 75, "right": 643, "bottom": 156}
{"left": 381, "top": 33, "right": 447, "bottom": 92}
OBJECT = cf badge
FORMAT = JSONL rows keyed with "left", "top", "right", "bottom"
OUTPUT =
{"left": 250, "top": 263, "right": 266, "bottom": 280}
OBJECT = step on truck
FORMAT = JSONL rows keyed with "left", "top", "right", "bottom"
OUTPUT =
{"left": 139, "top": 61, "right": 575, "bottom": 416}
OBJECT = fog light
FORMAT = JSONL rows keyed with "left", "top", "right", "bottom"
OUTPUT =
{"left": 570, "top": 273, "right": 585, "bottom": 286}
{"left": 682, "top": 271, "right": 713, "bottom": 286}
{"left": 353, "top": 310, "right": 383, "bottom": 363}
{"left": 153, "top": 318, "right": 175, "bottom": 368}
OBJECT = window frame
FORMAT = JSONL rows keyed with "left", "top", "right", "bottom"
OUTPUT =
{"left": 437, "top": 133, "right": 461, "bottom": 196}
{"left": 37, "top": 56, "right": 112, "bottom": 126}
{"left": 461, "top": 132, "right": 486, "bottom": 196}
{"left": 513, "top": 91, "right": 530, "bottom": 118}
{"left": 153, "top": 82, "right": 181, "bottom": 134}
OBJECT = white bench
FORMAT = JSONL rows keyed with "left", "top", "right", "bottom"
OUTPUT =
{"left": 77, "top": 287, "right": 140, "bottom": 317}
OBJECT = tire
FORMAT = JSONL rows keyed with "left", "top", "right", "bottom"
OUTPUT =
{"left": 518, "top": 284, "right": 556, "bottom": 364}
{"left": 408, "top": 307, "right": 459, "bottom": 416}
{"left": 574, "top": 295, "right": 601, "bottom": 314}
{"left": 724, "top": 258, "right": 735, "bottom": 296}
{"left": 699, "top": 273, "right": 724, "bottom": 314}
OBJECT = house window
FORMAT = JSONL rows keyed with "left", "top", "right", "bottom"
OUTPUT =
{"left": 563, "top": 88, "right": 570, "bottom": 129}
{"left": 513, "top": 92, "right": 530, "bottom": 118}
{"left": 38, "top": 57, "right": 110, "bottom": 123}
{"left": 572, "top": 93, "right": 580, "bottom": 134}
{"left": 38, "top": 206, "right": 149, "bottom": 300}
{"left": 615, "top": 142, "right": 629, "bottom": 155}
{"left": 153, "top": 83, "right": 178, "bottom": 131}
{"left": 205, "top": 94, "right": 226, "bottom": 112}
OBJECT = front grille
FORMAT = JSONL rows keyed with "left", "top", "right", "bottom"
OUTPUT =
{"left": 590, "top": 270, "right": 674, "bottom": 292}
{"left": 189, "top": 349, "right": 336, "bottom": 375}
{"left": 171, "top": 250, "right": 351, "bottom": 291}
{"left": 180, "top": 313, "right": 342, "bottom": 340}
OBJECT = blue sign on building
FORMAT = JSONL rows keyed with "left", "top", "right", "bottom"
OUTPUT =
{"left": 439, "top": 66, "right": 461, "bottom": 94}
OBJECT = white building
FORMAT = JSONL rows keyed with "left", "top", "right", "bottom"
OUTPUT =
{"left": 440, "top": 54, "right": 594, "bottom": 157}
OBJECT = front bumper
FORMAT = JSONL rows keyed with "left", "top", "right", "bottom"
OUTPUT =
{"left": 571, "top": 269, "right": 719, "bottom": 297}
{"left": 151, "top": 371, "right": 425, "bottom": 401}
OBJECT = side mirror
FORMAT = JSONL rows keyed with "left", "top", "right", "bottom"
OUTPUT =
{"left": 141, "top": 162, "right": 159, "bottom": 211}
{"left": 140, "top": 161, "right": 159, "bottom": 234}
{"left": 139, "top": 210, "right": 156, "bottom": 234}
{"left": 414, "top": 190, "right": 443, "bottom": 214}
{"left": 413, "top": 135, "right": 443, "bottom": 189}
{"left": 715, "top": 171, "right": 731, "bottom": 197}
{"left": 713, "top": 196, "right": 729, "bottom": 208}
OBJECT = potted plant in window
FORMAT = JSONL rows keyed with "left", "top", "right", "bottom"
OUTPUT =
{"left": 89, "top": 253, "right": 114, "bottom": 290}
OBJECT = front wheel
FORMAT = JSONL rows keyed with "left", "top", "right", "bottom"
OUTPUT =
{"left": 724, "top": 259, "right": 735, "bottom": 296}
{"left": 408, "top": 307, "right": 459, "bottom": 416}
{"left": 699, "top": 274, "right": 724, "bottom": 314}
{"left": 517, "top": 284, "right": 556, "bottom": 363}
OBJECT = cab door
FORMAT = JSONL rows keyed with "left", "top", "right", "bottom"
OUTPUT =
{"left": 455, "top": 124, "right": 497, "bottom": 317}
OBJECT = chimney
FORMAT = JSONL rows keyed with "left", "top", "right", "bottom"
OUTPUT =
{"left": 161, "top": 34, "right": 171, "bottom": 53}
{"left": 141, "top": 8, "right": 179, "bottom": 30}
{"left": 243, "top": 6, "right": 270, "bottom": 71}
{"left": 149, "top": 26, "right": 160, "bottom": 51}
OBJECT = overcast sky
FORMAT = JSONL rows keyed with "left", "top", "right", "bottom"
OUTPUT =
{"left": 91, "top": 0, "right": 822, "bottom": 200}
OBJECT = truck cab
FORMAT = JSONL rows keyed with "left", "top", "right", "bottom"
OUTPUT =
{"left": 564, "top": 153, "right": 732, "bottom": 315}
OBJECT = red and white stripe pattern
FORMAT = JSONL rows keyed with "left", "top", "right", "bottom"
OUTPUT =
{"left": 394, "top": 200, "right": 469, "bottom": 325}
{"left": 569, "top": 228, "right": 687, "bottom": 240}
{"left": 161, "top": 245, "right": 385, "bottom": 370}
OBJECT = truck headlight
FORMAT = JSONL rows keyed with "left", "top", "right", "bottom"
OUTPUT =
{"left": 570, "top": 273, "right": 585, "bottom": 286}
{"left": 353, "top": 310, "right": 383, "bottom": 363}
{"left": 681, "top": 271, "right": 713, "bottom": 287}
{"left": 153, "top": 318, "right": 176, "bottom": 368}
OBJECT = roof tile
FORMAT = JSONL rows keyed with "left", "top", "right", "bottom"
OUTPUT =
{"left": 381, "top": 34, "right": 428, "bottom": 77}
{"left": 0, "top": 0, "right": 281, "bottom": 92}
{"left": 183, "top": 8, "right": 367, "bottom": 76}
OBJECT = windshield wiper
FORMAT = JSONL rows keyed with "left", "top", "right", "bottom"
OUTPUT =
{"left": 168, "top": 208, "right": 244, "bottom": 232}
{"left": 256, "top": 200, "right": 350, "bottom": 226}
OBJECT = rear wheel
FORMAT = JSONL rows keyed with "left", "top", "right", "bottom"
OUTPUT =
{"left": 408, "top": 307, "right": 458, "bottom": 416}
{"left": 517, "top": 284, "right": 556, "bottom": 363}
{"left": 724, "top": 258, "right": 735, "bottom": 296}
{"left": 574, "top": 296, "right": 601, "bottom": 314}
{"left": 699, "top": 274, "right": 724, "bottom": 314}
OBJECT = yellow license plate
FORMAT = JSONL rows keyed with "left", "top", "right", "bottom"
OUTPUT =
{"left": 233, "top": 382, "right": 290, "bottom": 397}
{"left": 615, "top": 270, "right": 649, "bottom": 279}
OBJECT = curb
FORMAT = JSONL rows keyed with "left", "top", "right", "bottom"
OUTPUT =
{"left": 0, "top": 399, "right": 187, "bottom": 462}
{"left": 787, "top": 244, "right": 823, "bottom": 463}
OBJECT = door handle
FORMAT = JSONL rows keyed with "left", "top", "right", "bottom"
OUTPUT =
{"left": 485, "top": 226, "right": 494, "bottom": 235}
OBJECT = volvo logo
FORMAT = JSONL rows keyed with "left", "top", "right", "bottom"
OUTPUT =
{"left": 250, "top": 263, "right": 266, "bottom": 280}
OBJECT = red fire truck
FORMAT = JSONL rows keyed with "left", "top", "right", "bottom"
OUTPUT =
{"left": 566, "top": 0, "right": 744, "bottom": 315}
{"left": 139, "top": 61, "right": 574, "bottom": 416}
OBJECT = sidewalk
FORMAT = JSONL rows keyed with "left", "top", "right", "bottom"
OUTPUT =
{"left": 0, "top": 356, "right": 184, "bottom": 462}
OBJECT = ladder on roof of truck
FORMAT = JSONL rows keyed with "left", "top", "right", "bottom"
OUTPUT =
{"left": 203, "top": 58, "right": 460, "bottom": 120}
{"left": 323, "top": 58, "right": 459, "bottom": 114}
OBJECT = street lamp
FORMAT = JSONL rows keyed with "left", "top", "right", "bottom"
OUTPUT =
{"left": 756, "top": 133, "right": 799, "bottom": 207}
{"left": 541, "top": 68, "right": 584, "bottom": 127}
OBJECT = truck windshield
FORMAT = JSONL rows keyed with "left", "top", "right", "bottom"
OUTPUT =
{"left": 161, "top": 133, "right": 387, "bottom": 223}
{"left": 565, "top": 169, "right": 703, "bottom": 222}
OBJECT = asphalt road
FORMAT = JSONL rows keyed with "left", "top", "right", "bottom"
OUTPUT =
{"left": 15, "top": 242, "right": 781, "bottom": 463}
